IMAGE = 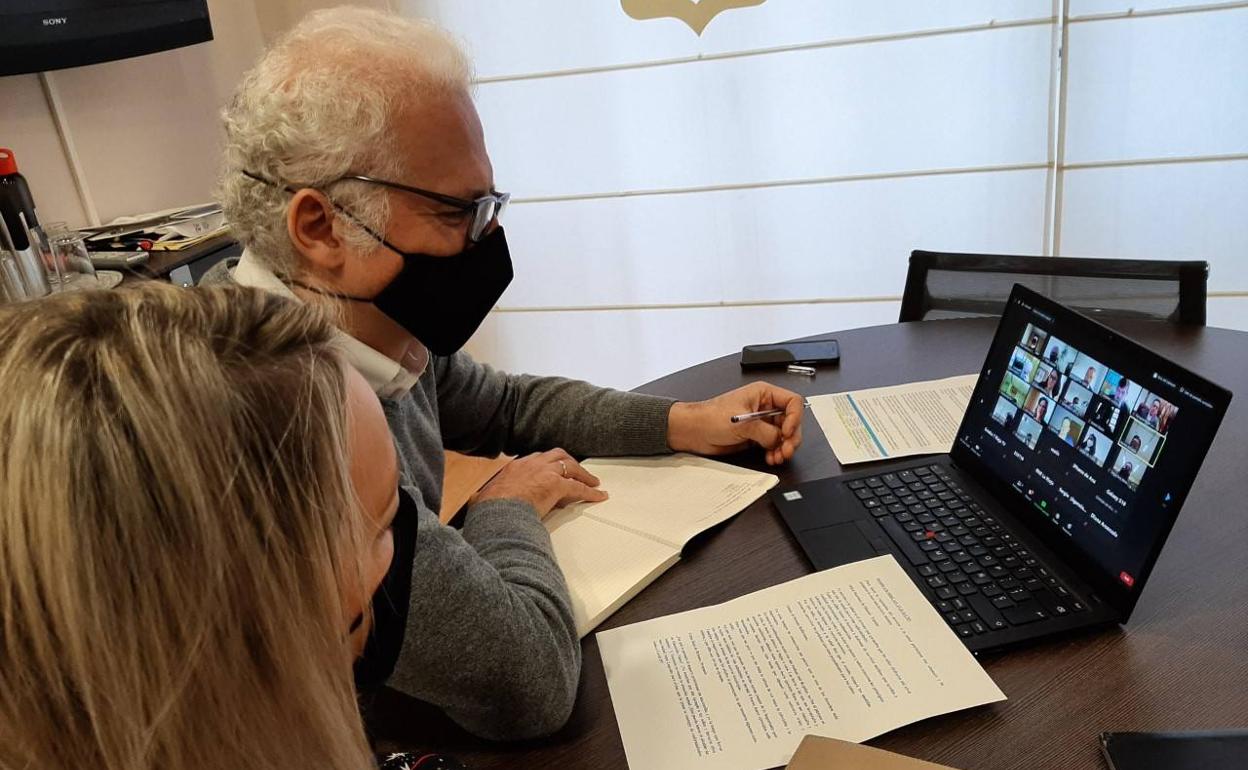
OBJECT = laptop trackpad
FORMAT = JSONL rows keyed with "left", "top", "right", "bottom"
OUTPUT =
{"left": 802, "top": 522, "right": 879, "bottom": 571}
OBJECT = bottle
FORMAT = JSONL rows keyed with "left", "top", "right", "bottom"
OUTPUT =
{"left": 0, "top": 148, "right": 51, "bottom": 297}
{"left": 0, "top": 229, "right": 25, "bottom": 303}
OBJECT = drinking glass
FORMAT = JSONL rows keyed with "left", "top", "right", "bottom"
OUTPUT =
{"left": 45, "top": 224, "right": 99, "bottom": 291}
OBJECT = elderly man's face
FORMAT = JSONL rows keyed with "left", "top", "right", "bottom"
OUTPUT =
{"left": 355, "top": 90, "right": 496, "bottom": 293}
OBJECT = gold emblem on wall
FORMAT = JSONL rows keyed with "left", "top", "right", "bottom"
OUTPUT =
{"left": 621, "top": 0, "right": 768, "bottom": 35}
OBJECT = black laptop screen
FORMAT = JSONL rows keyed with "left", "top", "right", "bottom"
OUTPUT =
{"left": 954, "top": 288, "right": 1228, "bottom": 596}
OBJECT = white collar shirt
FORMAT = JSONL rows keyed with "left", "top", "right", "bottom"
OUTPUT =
{"left": 232, "top": 249, "right": 427, "bottom": 399}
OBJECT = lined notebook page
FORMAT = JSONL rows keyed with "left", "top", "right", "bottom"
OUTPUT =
{"left": 569, "top": 455, "right": 779, "bottom": 548}
{"left": 544, "top": 454, "right": 778, "bottom": 636}
{"left": 545, "top": 511, "right": 679, "bottom": 637}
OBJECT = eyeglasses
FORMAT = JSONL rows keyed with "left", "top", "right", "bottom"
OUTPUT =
{"left": 331, "top": 174, "right": 510, "bottom": 244}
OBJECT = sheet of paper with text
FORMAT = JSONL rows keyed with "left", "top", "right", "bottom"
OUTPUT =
{"left": 598, "top": 556, "right": 1005, "bottom": 770}
{"left": 809, "top": 374, "right": 979, "bottom": 464}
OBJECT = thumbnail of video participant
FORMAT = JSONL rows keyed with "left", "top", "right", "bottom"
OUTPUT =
{"left": 1034, "top": 363, "right": 1064, "bottom": 398}
{"left": 1021, "top": 324, "right": 1048, "bottom": 356}
{"left": 1048, "top": 406, "right": 1086, "bottom": 447}
{"left": 1121, "top": 418, "right": 1166, "bottom": 466}
{"left": 992, "top": 395, "right": 1020, "bottom": 427}
{"left": 1077, "top": 425, "right": 1113, "bottom": 466}
{"left": 1086, "top": 394, "right": 1125, "bottom": 438}
{"left": 1000, "top": 371, "right": 1032, "bottom": 408}
{"left": 1009, "top": 346, "right": 1041, "bottom": 384}
{"left": 1024, "top": 389, "right": 1054, "bottom": 424}
{"left": 1042, "top": 335, "right": 1078, "bottom": 373}
{"left": 1071, "top": 352, "right": 1109, "bottom": 393}
{"left": 1132, "top": 390, "right": 1179, "bottom": 435}
{"left": 1015, "top": 413, "right": 1044, "bottom": 450}
{"left": 1110, "top": 449, "right": 1148, "bottom": 491}
{"left": 1100, "top": 370, "right": 1142, "bottom": 409}
{"left": 1059, "top": 380, "right": 1094, "bottom": 418}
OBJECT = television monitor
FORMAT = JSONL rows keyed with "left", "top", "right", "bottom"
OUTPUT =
{"left": 0, "top": 1, "right": 213, "bottom": 76}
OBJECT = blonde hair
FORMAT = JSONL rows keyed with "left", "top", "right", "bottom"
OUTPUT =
{"left": 0, "top": 284, "right": 373, "bottom": 770}
{"left": 219, "top": 6, "right": 474, "bottom": 275}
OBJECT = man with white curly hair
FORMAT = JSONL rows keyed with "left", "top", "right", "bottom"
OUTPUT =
{"left": 216, "top": 5, "right": 806, "bottom": 741}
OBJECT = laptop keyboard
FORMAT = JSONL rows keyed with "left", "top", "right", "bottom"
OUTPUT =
{"left": 849, "top": 464, "right": 1087, "bottom": 639}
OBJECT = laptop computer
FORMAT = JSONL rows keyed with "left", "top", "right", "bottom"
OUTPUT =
{"left": 770, "top": 284, "right": 1232, "bottom": 652}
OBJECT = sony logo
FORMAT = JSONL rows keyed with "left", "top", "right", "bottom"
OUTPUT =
{"left": 42, "top": 17, "right": 69, "bottom": 26}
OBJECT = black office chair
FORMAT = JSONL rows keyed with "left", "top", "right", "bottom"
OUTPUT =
{"left": 898, "top": 251, "right": 1209, "bottom": 326}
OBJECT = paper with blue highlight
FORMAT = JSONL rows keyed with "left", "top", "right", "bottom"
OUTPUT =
{"left": 809, "top": 375, "right": 979, "bottom": 465}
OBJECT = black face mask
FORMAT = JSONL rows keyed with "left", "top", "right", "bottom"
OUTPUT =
{"left": 243, "top": 170, "right": 513, "bottom": 357}
{"left": 370, "top": 225, "right": 513, "bottom": 356}
{"left": 304, "top": 225, "right": 513, "bottom": 357}
{"left": 352, "top": 487, "right": 420, "bottom": 691}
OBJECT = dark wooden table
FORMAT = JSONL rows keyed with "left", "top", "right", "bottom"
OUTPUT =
{"left": 372, "top": 318, "right": 1248, "bottom": 769}
{"left": 115, "top": 235, "right": 239, "bottom": 285}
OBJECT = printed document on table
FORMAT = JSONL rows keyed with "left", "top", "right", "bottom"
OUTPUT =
{"left": 809, "top": 374, "right": 979, "bottom": 465}
{"left": 598, "top": 556, "right": 1004, "bottom": 770}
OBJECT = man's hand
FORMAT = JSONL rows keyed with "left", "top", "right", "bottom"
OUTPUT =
{"left": 667, "top": 382, "right": 804, "bottom": 466}
{"left": 471, "top": 448, "right": 607, "bottom": 518}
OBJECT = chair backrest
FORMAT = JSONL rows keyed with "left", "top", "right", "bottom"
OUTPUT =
{"left": 898, "top": 251, "right": 1209, "bottom": 326}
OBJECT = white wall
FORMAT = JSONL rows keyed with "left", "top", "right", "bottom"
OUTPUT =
{"left": 0, "top": 73, "right": 88, "bottom": 227}
{"left": 3, "top": 1, "right": 1245, "bottom": 392}
{"left": 410, "top": 0, "right": 1247, "bottom": 390}
{"left": 1058, "top": 6, "right": 1248, "bottom": 286}
{"left": 0, "top": 0, "right": 396, "bottom": 227}
{"left": 431, "top": 1, "right": 1058, "bottom": 388}
{"left": 0, "top": 0, "right": 265, "bottom": 226}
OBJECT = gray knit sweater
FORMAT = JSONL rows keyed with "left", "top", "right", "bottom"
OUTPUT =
{"left": 384, "top": 352, "right": 675, "bottom": 740}
{"left": 200, "top": 257, "right": 675, "bottom": 738}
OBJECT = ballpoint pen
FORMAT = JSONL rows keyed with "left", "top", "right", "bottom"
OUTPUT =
{"left": 729, "top": 401, "right": 811, "bottom": 424}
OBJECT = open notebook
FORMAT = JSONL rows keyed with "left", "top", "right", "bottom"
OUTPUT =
{"left": 543, "top": 454, "right": 778, "bottom": 638}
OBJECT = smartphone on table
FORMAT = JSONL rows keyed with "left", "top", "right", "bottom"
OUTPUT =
{"left": 739, "top": 339, "right": 840, "bottom": 369}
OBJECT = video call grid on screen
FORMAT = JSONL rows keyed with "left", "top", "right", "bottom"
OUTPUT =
{"left": 1001, "top": 336, "right": 1176, "bottom": 490}
{"left": 955, "top": 294, "right": 1224, "bottom": 591}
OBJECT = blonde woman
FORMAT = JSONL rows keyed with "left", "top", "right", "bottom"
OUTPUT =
{"left": 0, "top": 284, "right": 410, "bottom": 769}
